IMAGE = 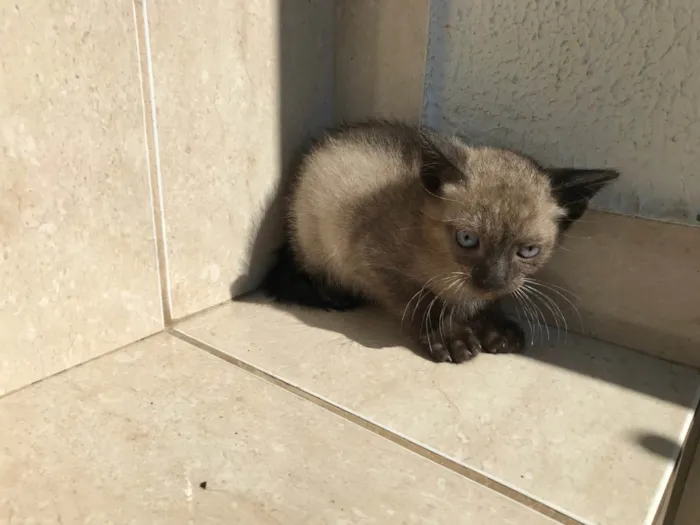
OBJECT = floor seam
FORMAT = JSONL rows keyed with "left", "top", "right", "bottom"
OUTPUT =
{"left": 170, "top": 327, "right": 584, "bottom": 525}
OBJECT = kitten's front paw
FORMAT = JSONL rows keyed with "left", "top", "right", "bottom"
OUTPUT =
{"left": 420, "top": 325, "right": 482, "bottom": 364}
{"left": 476, "top": 315, "right": 526, "bottom": 354}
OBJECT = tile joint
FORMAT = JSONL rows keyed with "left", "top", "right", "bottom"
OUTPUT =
{"left": 132, "top": 0, "right": 173, "bottom": 326}
{"left": 170, "top": 327, "right": 584, "bottom": 525}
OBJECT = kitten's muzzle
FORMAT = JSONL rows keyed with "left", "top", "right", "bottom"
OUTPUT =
{"left": 471, "top": 264, "right": 510, "bottom": 295}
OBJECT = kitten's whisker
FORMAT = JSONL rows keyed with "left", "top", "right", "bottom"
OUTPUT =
{"left": 418, "top": 275, "right": 465, "bottom": 358}
{"left": 410, "top": 289, "right": 431, "bottom": 324}
{"left": 514, "top": 288, "right": 537, "bottom": 342}
{"left": 403, "top": 274, "right": 453, "bottom": 327}
{"left": 512, "top": 289, "right": 535, "bottom": 344}
{"left": 519, "top": 287, "right": 548, "bottom": 342}
{"left": 560, "top": 234, "right": 593, "bottom": 240}
{"left": 512, "top": 289, "right": 537, "bottom": 342}
{"left": 403, "top": 287, "right": 428, "bottom": 328}
{"left": 423, "top": 292, "right": 442, "bottom": 357}
{"left": 405, "top": 272, "right": 469, "bottom": 327}
{"left": 524, "top": 279, "right": 583, "bottom": 330}
{"left": 438, "top": 301, "right": 448, "bottom": 348}
{"left": 525, "top": 285, "right": 569, "bottom": 339}
{"left": 437, "top": 284, "right": 458, "bottom": 347}
{"left": 524, "top": 278, "right": 580, "bottom": 301}
{"left": 448, "top": 280, "right": 467, "bottom": 335}
{"left": 516, "top": 290, "right": 539, "bottom": 346}
{"left": 564, "top": 218, "right": 595, "bottom": 224}
{"left": 522, "top": 284, "right": 567, "bottom": 345}
{"left": 420, "top": 301, "right": 431, "bottom": 355}
{"left": 421, "top": 187, "right": 459, "bottom": 203}
{"left": 522, "top": 285, "right": 559, "bottom": 336}
{"left": 437, "top": 291, "right": 452, "bottom": 347}
{"left": 510, "top": 292, "right": 525, "bottom": 325}
{"left": 426, "top": 278, "right": 460, "bottom": 347}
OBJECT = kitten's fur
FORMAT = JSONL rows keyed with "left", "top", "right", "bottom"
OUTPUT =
{"left": 263, "top": 120, "right": 619, "bottom": 363}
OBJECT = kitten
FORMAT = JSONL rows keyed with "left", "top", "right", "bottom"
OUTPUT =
{"left": 262, "top": 120, "right": 619, "bottom": 363}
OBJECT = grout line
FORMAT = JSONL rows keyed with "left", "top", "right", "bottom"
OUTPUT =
{"left": 171, "top": 328, "right": 584, "bottom": 525}
{"left": 132, "top": 0, "right": 173, "bottom": 326}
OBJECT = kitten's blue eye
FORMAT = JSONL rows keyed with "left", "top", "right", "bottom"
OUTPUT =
{"left": 517, "top": 245, "right": 541, "bottom": 259}
{"left": 456, "top": 231, "right": 479, "bottom": 249}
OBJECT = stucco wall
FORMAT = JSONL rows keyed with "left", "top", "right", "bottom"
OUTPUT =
{"left": 424, "top": 0, "right": 700, "bottom": 225}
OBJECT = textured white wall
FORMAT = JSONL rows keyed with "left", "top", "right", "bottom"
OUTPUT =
{"left": 424, "top": 0, "right": 700, "bottom": 225}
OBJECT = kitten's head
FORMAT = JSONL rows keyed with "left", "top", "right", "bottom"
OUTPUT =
{"left": 416, "top": 131, "right": 619, "bottom": 302}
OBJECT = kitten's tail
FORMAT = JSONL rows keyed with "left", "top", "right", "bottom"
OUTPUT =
{"left": 261, "top": 240, "right": 366, "bottom": 311}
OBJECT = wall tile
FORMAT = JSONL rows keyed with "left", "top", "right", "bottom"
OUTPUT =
{"left": 335, "top": 0, "right": 430, "bottom": 124}
{"left": 149, "top": 0, "right": 334, "bottom": 319}
{"left": 0, "top": 0, "right": 162, "bottom": 394}
{"left": 536, "top": 211, "right": 700, "bottom": 367}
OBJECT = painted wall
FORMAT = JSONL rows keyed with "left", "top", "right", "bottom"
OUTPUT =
{"left": 424, "top": 0, "right": 700, "bottom": 225}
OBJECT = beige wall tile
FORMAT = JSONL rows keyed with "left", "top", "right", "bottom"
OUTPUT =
{"left": 0, "top": 0, "right": 162, "bottom": 394}
{"left": 533, "top": 211, "right": 700, "bottom": 367}
{"left": 149, "top": 0, "right": 334, "bottom": 319}
{"left": 335, "top": 0, "right": 430, "bottom": 124}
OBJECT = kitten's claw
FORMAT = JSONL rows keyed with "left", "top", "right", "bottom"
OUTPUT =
{"left": 430, "top": 343, "right": 452, "bottom": 363}
{"left": 420, "top": 313, "right": 525, "bottom": 362}
{"left": 476, "top": 315, "right": 526, "bottom": 354}
{"left": 449, "top": 339, "right": 480, "bottom": 363}
{"left": 421, "top": 327, "right": 482, "bottom": 363}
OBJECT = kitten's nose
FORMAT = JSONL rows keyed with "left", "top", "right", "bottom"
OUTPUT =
{"left": 472, "top": 265, "right": 509, "bottom": 293}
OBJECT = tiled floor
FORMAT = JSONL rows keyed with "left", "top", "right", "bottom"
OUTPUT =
{"left": 0, "top": 334, "right": 555, "bottom": 525}
{"left": 1, "top": 300, "right": 698, "bottom": 525}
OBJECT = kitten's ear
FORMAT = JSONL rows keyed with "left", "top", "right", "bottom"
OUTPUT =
{"left": 547, "top": 168, "right": 620, "bottom": 226}
{"left": 419, "top": 133, "right": 462, "bottom": 195}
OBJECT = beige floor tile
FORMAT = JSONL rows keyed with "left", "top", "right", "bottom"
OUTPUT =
{"left": 147, "top": 0, "right": 334, "bottom": 319}
{"left": 0, "top": 0, "right": 162, "bottom": 394}
{"left": 178, "top": 300, "right": 700, "bottom": 525}
{"left": 674, "top": 447, "right": 700, "bottom": 525}
{"left": 0, "top": 333, "right": 557, "bottom": 525}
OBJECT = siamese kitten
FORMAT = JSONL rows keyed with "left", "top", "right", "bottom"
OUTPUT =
{"left": 263, "top": 121, "right": 619, "bottom": 363}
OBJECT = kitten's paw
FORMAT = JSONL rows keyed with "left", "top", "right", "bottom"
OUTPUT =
{"left": 420, "top": 326, "right": 482, "bottom": 364}
{"left": 477, "top": 316, "right": 526, "bottom": 354}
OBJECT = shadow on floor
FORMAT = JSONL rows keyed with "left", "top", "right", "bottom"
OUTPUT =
{"left": 233, "top": 295, "right": 699, "bottom": 409}
{"left": 633, "top": 432, "right": 683, "bottom": 460}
